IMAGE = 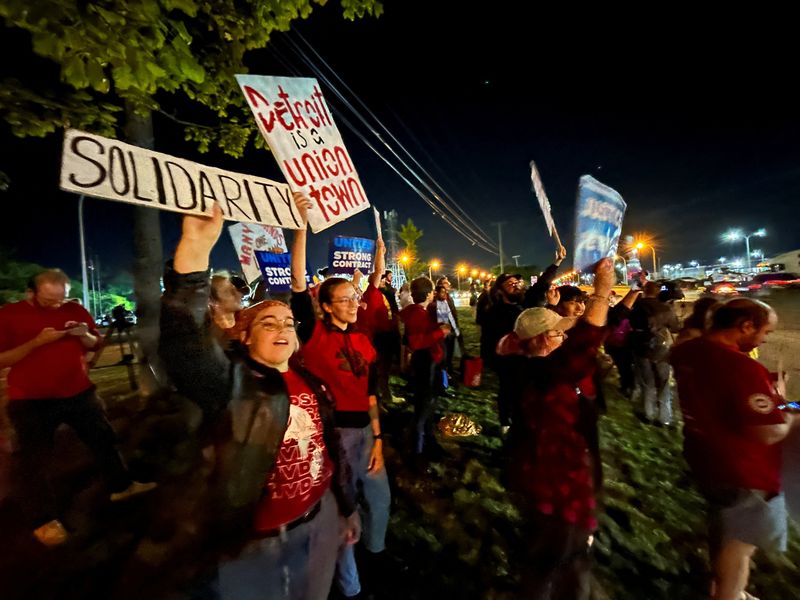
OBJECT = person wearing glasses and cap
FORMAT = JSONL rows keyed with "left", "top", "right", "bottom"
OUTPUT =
{"left": 288, "top": 195, "right": 391, "bottom": 600}
{"left": 497, "top": 258, "right": 615, "bottom": 600}
{"left": 159, "top": 196, "right": 359, "bottom": 600}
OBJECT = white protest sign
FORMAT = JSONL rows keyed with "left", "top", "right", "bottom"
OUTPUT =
{"left": 529, "top": 161, "right": 559, "bottom": 244}
{"left": 373, "top": 207, "right": 383, "bottom": 239}
{"left": 236, "top": 75, "right": 371, "bottom": 233}
{"left": 228, "top": 222, "right": 288, "bottom": 284}
{"left": 60, "top": 129, "right": 304, "bottom": 229}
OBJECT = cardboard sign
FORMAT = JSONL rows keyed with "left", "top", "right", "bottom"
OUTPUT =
{"left": 236, "top": 75, "right": 371, "bottom": 232}
{"left": 328, "top": 236, "right": 376, "bottom": 276}
{"left": 254, "top": 251, "right": 310, "bottom": 292}
{"left": 228, "top": 223, "right": 288, "bottom": 284}
{"left": 530, "top": 161, "right": 557, "bottom": 237}
{"left": 373, "top": 207, "right": 383, "bottom": 239}
{"left": 573, "top": 175, "right": 627, "bottom": 272}
{"left": 60, "top": 129, "right": 304, "bottom": 229}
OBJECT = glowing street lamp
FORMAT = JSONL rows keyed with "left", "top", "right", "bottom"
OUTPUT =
{"left": 457, "top": 264, "right": 468, "bottom": 290}
{"left": 480, "top": 271, "right": 487, "bottom": 280}
{"left": 470, "top": 268, "right": 479, "bottom": 279}
{"left": 429, "top": 259, "right": 441, "bottom": 280}
{"left": 722, "top": 228, "right": 766, "bottom": 272}
{"left": 634, "top": 241, "right": 658, "bottom": 278}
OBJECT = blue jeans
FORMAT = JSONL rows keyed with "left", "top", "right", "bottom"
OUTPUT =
{"left": 335, "top": 425, "right": 391, "bottom": 597}
{"left": 217, "top": 489, "right": 340, "bottom": 600}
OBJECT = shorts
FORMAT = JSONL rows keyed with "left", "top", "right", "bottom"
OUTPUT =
{"left": 703, "top": 487, "right": 788, "bottom": 554}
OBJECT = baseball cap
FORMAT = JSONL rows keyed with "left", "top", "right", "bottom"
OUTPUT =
{"left": 514, "top": 308, "right": 576, "bottom": 340}
{"left": 495, "top": 273, "right": 523, "bottom": 287}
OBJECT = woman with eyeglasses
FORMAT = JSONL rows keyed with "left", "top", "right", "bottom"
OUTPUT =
{"left": 495, "top": 258, "right": 615, "bottom": 600}
{"left": 288, "top": 195, "right": 391, "bottom": 600}
{"left": 159, "top": 196, "right": 359, "bottom": 600}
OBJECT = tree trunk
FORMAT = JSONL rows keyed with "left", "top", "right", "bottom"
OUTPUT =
{"left": 124, "top": 104, "right": 165, "bottom": 397}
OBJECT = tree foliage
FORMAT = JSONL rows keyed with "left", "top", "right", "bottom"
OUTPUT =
{"left": 0, "top": 0, "right": 382, "bottom": 156}
{"left": 398, "top": 217, "right": 428, "bottom": 279}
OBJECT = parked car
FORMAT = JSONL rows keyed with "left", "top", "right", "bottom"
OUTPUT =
{"left": 743, "top": 272, "right": 800, "bottom": 293}
{"left": 709, "top": 281, "right": 740, "bottom": 296}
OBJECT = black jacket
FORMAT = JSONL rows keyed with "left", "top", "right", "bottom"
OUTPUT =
{"left": 159, "top": 267, "right": 356, "bottom": 519}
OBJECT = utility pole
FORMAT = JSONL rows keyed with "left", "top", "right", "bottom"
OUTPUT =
{"left": 492, "top": 221, "right": 506, "bottom": 272}
{"left": 512, "top": 255, "right": 521, "bottom": 268}
{"left": 78, "top": 196, "right": 90, "bottom": 309}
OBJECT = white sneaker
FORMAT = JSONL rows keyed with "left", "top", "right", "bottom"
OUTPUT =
{"left": 110, "top": 481, "right": 158, "bottom": 502}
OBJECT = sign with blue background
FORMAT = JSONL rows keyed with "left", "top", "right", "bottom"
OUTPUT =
{"left": 573, "top": 175, "right": 627, "bottom": 272}
{"left": 328, "top": 236, "right": 375, "bottom": 276}
{"left": 255, "top": 251, "right": 310, "bottom": 292}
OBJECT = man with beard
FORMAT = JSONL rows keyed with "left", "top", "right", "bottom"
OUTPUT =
{"left": 480, "top": 273, "right": 525, "bottom": 434}
{"left": 671, "top": 298, "right": 797, "bottom": 600}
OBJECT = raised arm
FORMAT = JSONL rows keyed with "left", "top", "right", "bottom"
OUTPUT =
{"left": 290, "top": 192, "right": 312, "bottom": 293}
{"left": 583, "top": 258, "right": 613, "bottom": 327}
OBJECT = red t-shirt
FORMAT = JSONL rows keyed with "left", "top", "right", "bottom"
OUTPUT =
{"left": 300, "top": 320, "right": 376, "bottom": 413}
{"left": 357, "top": 285, "right": 395, "bottom": 339}
{"left": 399, "top": 303, "right": 445, "bottom": 364}
{"left": 0, "top": 300, "right": 100, "bottom": 401}
{"left": 253, "top": 369, "right": 334, "bottom": 533}
{"left": 671, "top": 337, "right": 785, "bottom": 493}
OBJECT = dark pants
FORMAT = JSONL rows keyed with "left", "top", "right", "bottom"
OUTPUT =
{"left": 518, "top": 511, "right": 593, "bottom": 600}
{"left": 495, "top": 356, "right": 522, "bottom": 428}
{"left": 410, "top": 350, "right": 438, "bottom": 454}
{"left": 606, "top": 345, "right": 634, "bottom": 395}
{"left": 373, "top": 330, "right": 399, "bottom": 403}
{"left": 7, "top": 388, "right": 131, "bottom": 527}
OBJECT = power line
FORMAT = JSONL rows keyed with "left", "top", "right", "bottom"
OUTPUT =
{"left": 290, "top": 31, "right": 497, "bottom": 250}
{"left": 279, "top": 33, "right": 498, "bottom": 253}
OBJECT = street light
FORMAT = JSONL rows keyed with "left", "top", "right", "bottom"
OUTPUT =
{"left": 635, "top": 241, "right": 658, "bottom": 278}
{"left": 614, "top": 254, "right": 628, "bottom": 284}
{"left": 457, "top": 265, "right": 468, "bottom": 291}
{"left": 722, "top": 228, "right": 766, "bottom": 272}
{"left": 470, "top": 268, "right": 479, "bottom": 278}
{"left": 429, "top": 259, "right": 441, "bottom": 280}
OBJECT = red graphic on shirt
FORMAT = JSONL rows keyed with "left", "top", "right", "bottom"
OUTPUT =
{"left": 253, "top": 372, "right": 333, "bottom": 533}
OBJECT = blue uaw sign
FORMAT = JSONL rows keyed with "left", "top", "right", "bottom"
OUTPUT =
{"left": 573, "top": 175, "right": 627, "bottom": 272}
{"left": 328, "top": 236, "right": 375, "bottom": 276}
{"left": 254, "top": 251, "right": 310, "bottom": 292}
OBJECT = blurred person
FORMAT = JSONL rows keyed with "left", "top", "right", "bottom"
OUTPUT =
{"left": 675, "top": 297, "right": 720, "bottom": 346}
{"left": 289, "top": 200, "right": 390, "bottom": 599}
{"left": 400, "top": 277, "right": 450, "bottom": 456}
{"left": 671, "top": 298, "right": 798, "bottom": 600}
{"left": 480, "top": 273, "right": 525, "bottom": 433}
{"left": 0, "top": 269, "right": 155, "bottom": 546}
{"left": 523, "top": 245, "right": 568, "bottom": 308}
{"left": 160, "top": 199, "right": 359, "bottom": 600}
{"left": 209, "top": 272, "right": 249, "bottom": 330}
{"left": 629, "top": 281, "right": 680, "bottom": 425}
{"left": 398, "top": 282, "right": 412, "bottom": 310}
{"left": 498, "top": 258, "right": 616, "bottom": 599}
{"left": 427, "top": 283, "right": 460, "bottom": 388}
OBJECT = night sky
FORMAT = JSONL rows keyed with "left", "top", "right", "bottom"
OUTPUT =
{"left": 2, "top": 2, "right": 799, "bottom": 283}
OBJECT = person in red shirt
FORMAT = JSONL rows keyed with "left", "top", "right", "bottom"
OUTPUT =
{"left": 497, "top": 258, "right": 614, "bottom": 600}
{"left": 161, "top": 200, "right": 359, "bottom": 600}
{"left": 0, "top": 269, "right": 155, "bottom": 546}
{"left": 400, "top": 277, "right": 451, "bottom": 456}
{"left": 671, "top": 298, "right": 798, "bottom": 600}
{"left": 288, "top": 196, "right": 391, "bottom": 599}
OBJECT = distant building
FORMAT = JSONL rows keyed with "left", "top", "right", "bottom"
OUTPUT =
{"left": 765, "top": 250, "right": 800, "bottom": 273}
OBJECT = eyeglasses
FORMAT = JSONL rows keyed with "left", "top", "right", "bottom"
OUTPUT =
{"left": 330, "top": 295, "right": 360, "bottom": 305}
{"left": 256, "top": 317, "right": 299, "bottom": 332}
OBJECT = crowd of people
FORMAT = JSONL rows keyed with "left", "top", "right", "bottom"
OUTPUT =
{"left": 0, "top": 191, "right": 797, "bottom": 599}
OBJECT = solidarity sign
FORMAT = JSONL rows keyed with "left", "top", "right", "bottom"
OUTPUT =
{"left": 573, "top": 175, "right": 627, "bottom": 272}
{"left": 60, "top": 129, "right": 304, "bottom": 229}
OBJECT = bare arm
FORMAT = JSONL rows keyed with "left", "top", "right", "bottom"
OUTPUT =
{"left": 747, "top": 412, "right": 800, "bottom": 445}
{"left": 583, "top": 258, "right": 614, "bottom": 327}
{"left": 369, "top": 239, "right": 386, "bottom": 288}
{"left": 174, "top": 204, "right": 224, "bottom": 274}
{"left": 290, "top": 192, "right": 311, "bottom": 293}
